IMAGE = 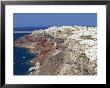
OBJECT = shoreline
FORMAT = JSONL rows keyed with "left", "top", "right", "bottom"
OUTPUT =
{"left": 15, "top": 26, "right": 97, "bottom": 75}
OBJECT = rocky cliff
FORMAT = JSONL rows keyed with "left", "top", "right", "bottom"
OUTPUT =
{"left": 15, "top": 26, "right": 97, "bottom": 75}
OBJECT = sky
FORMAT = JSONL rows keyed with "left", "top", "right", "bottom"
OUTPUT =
{"left": 13, "top": 13, "right": 97, "bottom": 28}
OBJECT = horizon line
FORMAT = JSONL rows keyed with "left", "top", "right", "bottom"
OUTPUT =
{"left": 14, "top": 31, "right": 32, "bottom": 33}
{"left": 14, "top": 25, "right": 97, "bottom": 28}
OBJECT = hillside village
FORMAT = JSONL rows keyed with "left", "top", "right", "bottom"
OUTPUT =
{"left": 15, "top": 26, "right": 97, "bottom": 75}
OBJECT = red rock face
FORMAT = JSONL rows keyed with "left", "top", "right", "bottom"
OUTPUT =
{"left": 25, "top": 35, "right": 33, "bottom": 41}
{"left": 25, "top": 35, "right": 48, "bottom": 44}
{"left": 24, "top": 35, "right": 36, "bottom": 42}
{"left": 38, "top": 42, "right": 55, "bottom": 59}
{"left": 35, "top": 37, "right": 47, "bottom": 45}
{"left": 15, "top": 34, "right": 56, "bottom": 65}
{"left": 30, "top": 42, "right": 55, "bottom": 65}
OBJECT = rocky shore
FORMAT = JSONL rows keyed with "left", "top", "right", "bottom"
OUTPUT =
{"left": 15, "top": 26, "right": 97, "bottom": 75}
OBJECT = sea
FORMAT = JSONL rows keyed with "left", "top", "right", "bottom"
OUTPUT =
{"left": 13, "top": 26, "right": 48, "bottom": 75}
{"left": 14, "top": 33, "right": 34, "bottom": 75}
{"left": 13, "top": 26, "right": 49, "bottom": 75}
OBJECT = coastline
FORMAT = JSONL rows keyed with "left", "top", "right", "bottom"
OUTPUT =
{"left": 14, "top": 33, "right": 35, "bottom": 75}
{"left": 15, "top": 26, "right": 97, "bottom": 75}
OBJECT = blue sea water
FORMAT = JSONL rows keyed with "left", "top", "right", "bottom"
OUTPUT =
{"left": 14, "top": 33, "right": 35, "bottom": 75}
{"left": 14, "top": 26, "right": 49, "bottom": 31}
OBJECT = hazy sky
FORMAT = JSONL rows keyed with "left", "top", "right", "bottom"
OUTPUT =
{"left": 14, "top": 13, "right": 97, "bottom": 28}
